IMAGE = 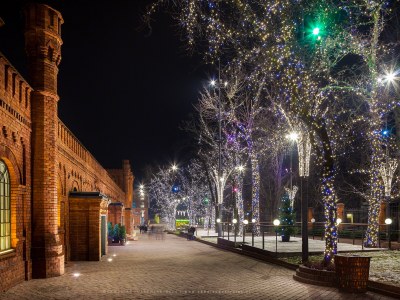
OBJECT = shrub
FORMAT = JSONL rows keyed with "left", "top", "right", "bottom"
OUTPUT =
{"left": 113, "top": 224, "right": 120, "bottom": 242}
{"left": 278, "top": 193, "right": 296, "bottom": 238}
{"left": 107, "top": 222, "right": 113, "bottom": 237}
{"left": 119, "top": 225, "right": 126, "bottom": 241}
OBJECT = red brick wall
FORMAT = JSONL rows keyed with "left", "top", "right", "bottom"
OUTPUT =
{"left": 0, "top": 3, "right": 135, "bottom": 290}
{"left": 0, "top": 54, "right": 32, "bottom": 290}
{"left": 25, "top": 3, "right": 64, "bottom": 279}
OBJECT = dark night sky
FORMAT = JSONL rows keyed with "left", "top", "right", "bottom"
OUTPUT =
{"left": 0, "top": 0, "right": 210, "bottom": 182}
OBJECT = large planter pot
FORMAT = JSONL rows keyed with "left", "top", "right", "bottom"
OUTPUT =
{"left": 335, "top": 255, "right": 371, "bottom": 293}
{"left": 281, "top": 235, "right": 290, "bottom": 242}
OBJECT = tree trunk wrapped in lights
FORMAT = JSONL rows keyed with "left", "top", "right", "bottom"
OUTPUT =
{"left": 297, "top": 132, "right": 311, "bottom": 178}
{"left": 311, "top": 120, "right": 338, "bottom": 264}
{"left": 250, "top": 155, "right": 260, "bottom": 235}
{"left": 234, "top": 173, "right": 244, "bottom": 235}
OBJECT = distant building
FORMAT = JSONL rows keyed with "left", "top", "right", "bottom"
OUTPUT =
{"left": 0, "top": 3, "right": 135, "bottom": 291}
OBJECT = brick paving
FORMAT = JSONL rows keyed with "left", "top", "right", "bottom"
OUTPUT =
{"left": 1, "top": 233, "right": 395, "bottom": 300}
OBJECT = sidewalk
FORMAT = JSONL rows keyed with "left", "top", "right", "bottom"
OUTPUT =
{"left": 1, "top": 233, "right": 394, "bottom": 299}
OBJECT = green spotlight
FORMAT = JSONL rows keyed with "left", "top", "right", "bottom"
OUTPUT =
{"left": 312, "top": 27, "right": 320, "bottom": 35}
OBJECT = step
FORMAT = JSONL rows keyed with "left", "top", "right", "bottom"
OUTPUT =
{"left": 296, "top": 269, "right": 336, "bottom": 283}
{"left": 299, "top": 265, "right": 336, "bottom": 278}
{"left": 293, "top": 274, "right": 336, "bottom": 287}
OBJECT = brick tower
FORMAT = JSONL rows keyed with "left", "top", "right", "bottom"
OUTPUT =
{"left": 24, "top": 3, "right": 64, "bottom": 278}
{"left": 123, "top": 160, "right": 134, "bottom": 234}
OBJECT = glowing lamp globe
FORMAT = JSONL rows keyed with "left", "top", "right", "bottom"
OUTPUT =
{"left": 243, "top": 220, "right": 249, "bottom": 225}
{"left": 336, "top": 218, "right": 342, "bottom": 225}
{"left": 216, "top": 218, "right": 221, "bottom": 223}
{"left": 385, "top": 218, "right": 392, "bottom": 225}
{"left": 273, "top": 219, "right": 280, "bottom": 226}
{"left": 251, "top": 218, "right": 256, "bottom": 223}
{"left": 232, "top": 219, "right": 237, "bottom": 224}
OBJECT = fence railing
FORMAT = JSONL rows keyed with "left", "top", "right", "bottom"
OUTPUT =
{"left": 216, "top": 221, "right": 397, "bottom": 254}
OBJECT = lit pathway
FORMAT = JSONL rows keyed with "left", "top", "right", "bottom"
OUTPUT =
{"left": 1, "top": 233, "right": 394, "bottom": 300}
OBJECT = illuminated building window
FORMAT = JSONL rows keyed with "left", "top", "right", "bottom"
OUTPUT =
{"left": 0, "top": 160, "right": 11, "bottom": 252}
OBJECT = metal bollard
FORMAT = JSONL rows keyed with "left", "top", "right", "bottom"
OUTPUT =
{"left": 262, "top": 231, "right": 265, "bottom": 250}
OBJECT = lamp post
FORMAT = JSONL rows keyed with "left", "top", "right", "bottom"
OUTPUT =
{"left": 233, "top": 218, "right": 237, "bottom": 243}
{"left": 311, "top": 218, "right": 316, "bottom": 240}
{"left": 243, "top": 219, "right": 248, "bottom": 244}
{"left": 336, "top": 218, "right": 342, "bottom": 244}
{"left": 378, "top": 71, "right": 398, "bottom": 248}
{"left": 385, "top": 218, "right": 392, "bottom": 249}
{"left": 210, "top": 67, "right": 224, "bottom": 237}
{"left": 139, "top": 184, "right": 145, "bottom": 226}
{"left": 273, "top": 219, "right": 280, "bottom": 254}
{"left": 288, "top": 129, "right": 312, "bottom": 263}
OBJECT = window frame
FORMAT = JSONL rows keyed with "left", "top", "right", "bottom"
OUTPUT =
{"left": 0, "top": 160, "right": 11, "bottom": 253}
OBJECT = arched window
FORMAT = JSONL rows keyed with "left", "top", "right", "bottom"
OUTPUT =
{"left": 0, "top": 160, "right": 10, "bottom": 252}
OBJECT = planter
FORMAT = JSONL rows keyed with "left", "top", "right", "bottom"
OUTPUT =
{"left": 335, "top": 255, "right": 371, "bottom": 293}
{"left": 281, "top": 235, "right": 290, "bottom": 242}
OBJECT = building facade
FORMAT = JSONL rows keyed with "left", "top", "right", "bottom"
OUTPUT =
{"left": 0, "top": 3, "right": 134, "bottom": 291}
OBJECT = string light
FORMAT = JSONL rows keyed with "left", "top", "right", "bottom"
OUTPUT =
{"left": 147, "top": 0, "right": 398, "bottom": 262}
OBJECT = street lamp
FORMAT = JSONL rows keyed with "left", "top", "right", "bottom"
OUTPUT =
{"left": 311, "top": 218, "right": 316, "bottom": 239}
{"left": 210, "top": 64, "right": 224, "bottom": 237}
{"left": 139, "top": 184, "right": 146, "bottom": 225}
{"left": 232, "top": 218, "right": 238, "bottom": 242}
{"left": 288, "top": 128, "right": 312, "bottom": 262}
{"left": 273, "top": 219, "right": 280, "bottom": 254}
{"left": 385, "top": 218, "right": 392, "bottom": 249}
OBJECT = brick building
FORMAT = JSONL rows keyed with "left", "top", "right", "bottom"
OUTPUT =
{"left": 0, "top": 3, "right": 135, "bottom": 291}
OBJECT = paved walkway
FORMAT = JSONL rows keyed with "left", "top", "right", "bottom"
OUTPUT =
{"left": 1, "top": 233, "right": 394, "bottom": 300}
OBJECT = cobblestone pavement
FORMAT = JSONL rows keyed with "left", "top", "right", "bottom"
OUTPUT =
{"left": 1, "top": 233, "right": 395, "bottom": 300}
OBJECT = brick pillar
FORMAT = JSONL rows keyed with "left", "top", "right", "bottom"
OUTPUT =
{"left": 24, "top": 3, "right": 64, "bottom": 278}
{"left": 69, "top": 193, "right": 109, "bottom": 261}
{"left": 124, "top": 208, "right": 133, "bottom": 236}
{"left": 108, "top": 203, "right": 124, "bottom": 225}
{"left": 123, "top": 160, "right": 134, "bottom": 235}
{"left": 337, "top": 203, "right": 345, "bottom": 221}
{"left": 307, "top": 207, "right": 314, "bottom": 229}
{"left": 379, "top": 202, "right": 386, "bottom": 225}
